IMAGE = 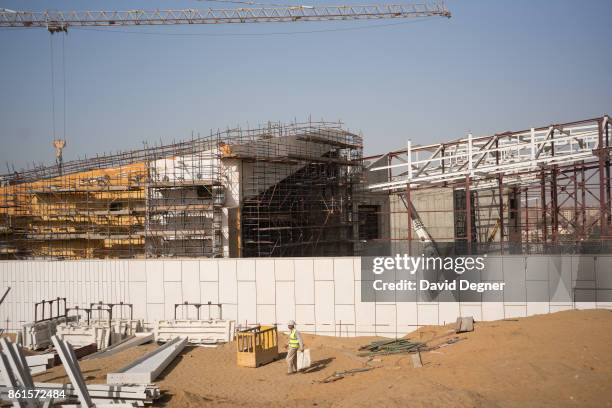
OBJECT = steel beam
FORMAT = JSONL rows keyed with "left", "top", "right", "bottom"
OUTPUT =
{"left": 107, "top": 336, "right": 187, "bottom": 385}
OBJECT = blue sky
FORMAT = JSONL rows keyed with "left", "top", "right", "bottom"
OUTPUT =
{"left": 0, "top": 0, "right": 610, "bottom": 170}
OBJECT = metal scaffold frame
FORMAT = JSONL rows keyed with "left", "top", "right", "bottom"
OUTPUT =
{"left": 0, "top": 120, "right": 362, "bottom": 259}
{"left": 366, "top": 115, "right": 612, "bottom": 253}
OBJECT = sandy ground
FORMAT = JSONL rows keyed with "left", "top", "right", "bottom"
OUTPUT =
{"left": 30, "top": 309, "right": 612, "bottom": 408}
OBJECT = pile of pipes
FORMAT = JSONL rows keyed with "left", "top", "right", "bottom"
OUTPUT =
{"left": 0, "top": 336, "right": 161, "bottom": 407}
{"left": 358, "top": 339, "right": 425, "bottom": 357}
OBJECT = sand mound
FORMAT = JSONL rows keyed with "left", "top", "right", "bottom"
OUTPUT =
{"left": 33, "top": 309, "right": 612, "bottom": 407}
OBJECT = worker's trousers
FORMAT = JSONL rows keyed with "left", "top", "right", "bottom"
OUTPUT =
{"left": 286, "top": 347, "right": 298, "bottom": 373}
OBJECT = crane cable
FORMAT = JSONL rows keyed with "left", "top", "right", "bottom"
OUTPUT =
{"left": 62, "top": 33, "right": 66, "bottom": 140}
{"left": 49, "top": 33, "right": 68, "bottom": 141}
{"left": 49, "top": 35, "right": 56, "bottom": 140}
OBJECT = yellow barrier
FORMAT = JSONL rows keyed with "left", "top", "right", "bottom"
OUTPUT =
{"left": 236, "top": 325, "right": 279, "bottom": 368}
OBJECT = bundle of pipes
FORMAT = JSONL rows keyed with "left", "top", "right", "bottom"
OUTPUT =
{"left": 357, "top": 339, "right": 425, "bottom": 357}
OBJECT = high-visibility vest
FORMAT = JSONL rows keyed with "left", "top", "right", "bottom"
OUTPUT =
{"left": 289, "top": 329, "right": 300, "bottom": 348}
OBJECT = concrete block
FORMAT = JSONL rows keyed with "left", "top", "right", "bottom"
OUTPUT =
{"left": 107, "top": 337, "right": 187, "bottom": 385}
{"left": 154, "top": 319, "right": 234, "bottom": 344}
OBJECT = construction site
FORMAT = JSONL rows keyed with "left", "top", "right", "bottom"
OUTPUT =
{"left": 2, "top": 115, "right": 611, "bottom": 260}
{"left": 1, "top": 1, "right": 611, "bottom": 407}
{"left": 0, "top": 121, "right": 362, "bottom": 260}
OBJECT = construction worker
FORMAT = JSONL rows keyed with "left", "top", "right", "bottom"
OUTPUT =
{"left": 285, "top": 320, "right": 304, "bottom": 374}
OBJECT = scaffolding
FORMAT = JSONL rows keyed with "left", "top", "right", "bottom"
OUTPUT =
{"left": 0, "top": 120, "right": 362, "bottom": 259}
{"left": 365, "top": 115, "right": 612, "bottom": 254}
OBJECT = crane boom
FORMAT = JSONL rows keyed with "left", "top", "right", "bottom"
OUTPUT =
{"left": 0, "top": 3, "right": 450, "bottom": 32}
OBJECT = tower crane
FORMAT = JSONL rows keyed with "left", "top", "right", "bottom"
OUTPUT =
{"left": 0, "top": 3, "right": 450, "bottom": 33}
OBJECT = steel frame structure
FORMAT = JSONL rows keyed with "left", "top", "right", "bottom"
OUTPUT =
{"left": 368, "top": 115, "right": 612, "bottom": 253}
{"left": 0, "top": 3, "right": 450, "bottom": 32}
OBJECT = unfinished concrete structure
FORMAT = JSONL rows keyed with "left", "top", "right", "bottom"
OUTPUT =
{"left": 364, "top": 115, "right": 612, "bottom": 254}
{"left": 0, "top": 121, "right": 362, "bottom": 259}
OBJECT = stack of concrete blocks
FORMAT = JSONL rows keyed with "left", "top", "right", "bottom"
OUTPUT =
{"left": 25, "top": 353, "right": 55, "bottom": 374}
{"left": 56, "top": 318, "right": 144, "bottom": 350}
{"left": 20, "top": 316, "right": 77, "bottom": 350}
{"left": 90, "top": 318, "right": 144, "bottom": 345}
{"left": 56, "top": 322, "right": 111, "bottom": 349}
{"left": 154, "top": 319, "right": 235, "bottom": 345}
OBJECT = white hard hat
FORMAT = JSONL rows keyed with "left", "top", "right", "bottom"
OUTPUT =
{"left": 287, "top": 320, "right": 296, "bottom": 326}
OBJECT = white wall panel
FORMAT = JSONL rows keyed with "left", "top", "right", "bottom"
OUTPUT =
{"left": 255, "top": 259, "right": 275, "bottom": 305}
{"left": 275, "top": 259, "right": 294, "bottom": 281}
{"left": 294, "top": 259, "right": 314, "bottom": 305}
{"left": 275, "top": 281, "right": 295, "bottom": 330}
{"left": 314, "top": 259, "right": 334, "bottom": 281}
{"left": 1, "top": 256, "right": 611, "bottom": 335}
{"left": 129, "top": 260, "right": 147, "bottom": 282}
{"left": 181, "top": 260, "right": 200, "bottom": 303}
{"left": 218, "top": 260, "right": 237, "bottom": 304}
{"left": 164, "top": 281, "right": 183, "bottom": 319}
{"left": 236, "top": 259, "right": 256, "bottom": 281}
{"left": 200, "top": 260, "right": 218, "bottom": 282}
{"left": 237, "top": 281, "right": 257, "bottom": 327}
{"left": 256, "top": 305, "right": 276, "bottom": 325}
{"left": 145, "top": 261, "right": 164, "bottom": 304}
{"left": 314, "top": 281, "right": 334, "bottom": 333}
{"left": 333, "top": 259, "right": 354, "bottom": 305}
{"left": 201, "top": 281, "right": 219, "bottom": 305}
{"left": 163, "top": 260, "right": 182, "bottom": 282}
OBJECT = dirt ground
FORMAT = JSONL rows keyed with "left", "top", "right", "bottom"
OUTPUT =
{"left": 32, "top": 309, "right": 612, "bottom": 408}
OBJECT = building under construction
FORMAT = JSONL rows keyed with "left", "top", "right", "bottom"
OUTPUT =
{"left": 0, "top": 121, "right": 362, "bottom": 259}
{"left": 362, "top": 115, "right": 612, "bottom": 255}
{"left": 1, "top": 114, "right": 610, "bottom": 259}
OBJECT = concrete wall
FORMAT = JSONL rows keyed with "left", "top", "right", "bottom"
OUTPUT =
{"left": 1, "top": 256, "right": 610, "bottom": 337}
{"left": 390, "top": 188, "right": 455, "bottom": 242}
